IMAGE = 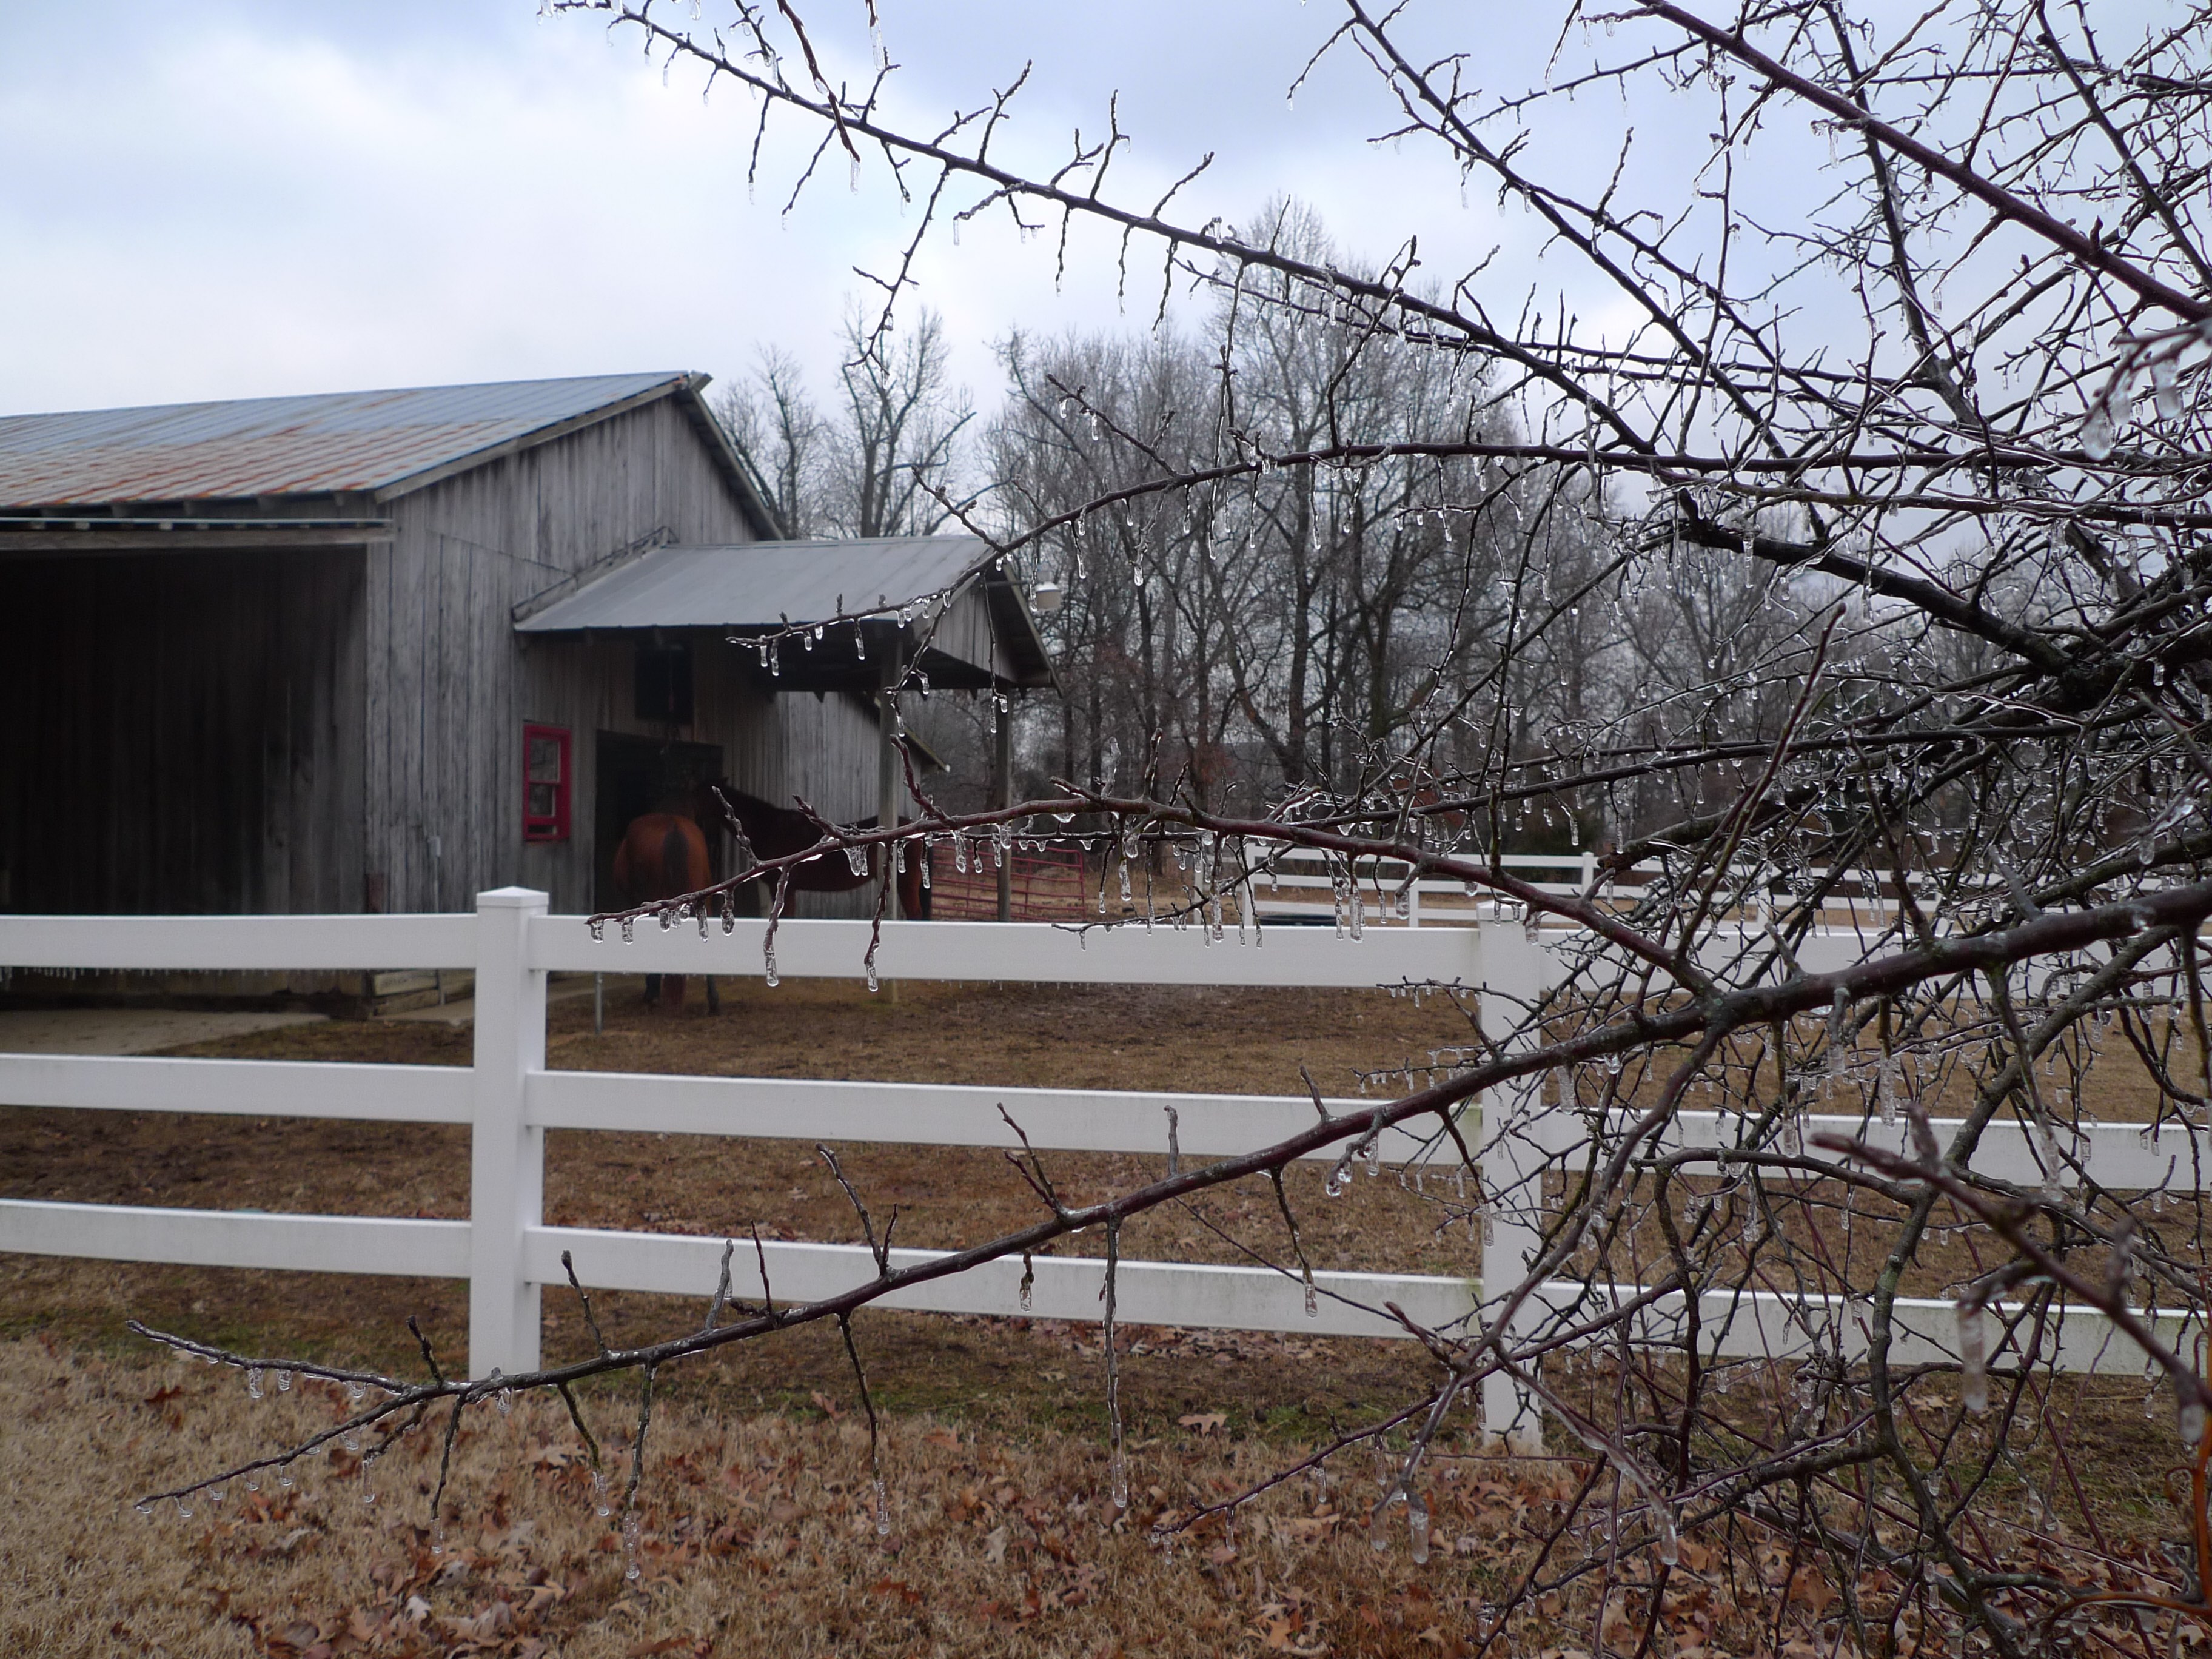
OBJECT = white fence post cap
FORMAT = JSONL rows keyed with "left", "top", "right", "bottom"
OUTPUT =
{"left": 477, "top": 888, "right": 549, "bottom": 908}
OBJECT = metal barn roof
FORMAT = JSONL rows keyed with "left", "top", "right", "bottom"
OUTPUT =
{"left": 520, "top": 535, "right": 980, "bottom": 630}
{"left": 0, "top": 373, "right": 707, "bottom": 508}
{"left": 515, "top": 536, "right": 1055, "bottom": 690}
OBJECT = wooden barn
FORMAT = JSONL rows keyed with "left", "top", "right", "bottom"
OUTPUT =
{"left": 0, "top": 374, "right": 1051, "bottom": 933}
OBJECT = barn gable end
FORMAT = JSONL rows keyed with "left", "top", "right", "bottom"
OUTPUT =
{"left": 366, "top": 387, "right": 794, "bottom": 915}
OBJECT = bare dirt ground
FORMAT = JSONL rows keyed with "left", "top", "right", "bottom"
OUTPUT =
{"left": 1, "top": 976, "right": 1482, "bottom": 1347}
{"left": 1, "top": 977, "right": 2201, "bottom": 1655}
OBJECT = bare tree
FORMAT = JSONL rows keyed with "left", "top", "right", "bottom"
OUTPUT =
{"left": 712, "top": 306, "right": 973, "bottom": 540}
{"left": 141, "top": 4, "right": 2212, "bottom": 1652}
{"left": 824, "top": 303, "right": 972, "bottom": 539}
{"left": 712, "top": 343, "right": 823, "bottom": 538}
{"left": 990, "top": 325, "right": 1247, "bottom": 803}
{"left": 989, "top": 205, "right": 1556, "bottom": 809}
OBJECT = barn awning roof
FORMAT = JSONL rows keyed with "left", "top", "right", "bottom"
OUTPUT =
{"left": 514, "top": 535, "right": 1055, "bottom": 692}
{"left": 0, "top": 372, "right": 778, "bottom": 537}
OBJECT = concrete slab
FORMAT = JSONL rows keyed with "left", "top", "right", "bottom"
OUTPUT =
{"left": 0, "top": 1007, "right": 329, "bottom": 1056}
{"left": 382, "top": 997, "right": 477, "bottom": 1027}
{"left": 381, "top": 979, "right": 604, "bottom": 1027}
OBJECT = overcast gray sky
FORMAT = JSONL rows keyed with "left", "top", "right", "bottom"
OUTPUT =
{"left": 0, "top": 1, "right": 1655, "bottom": 420}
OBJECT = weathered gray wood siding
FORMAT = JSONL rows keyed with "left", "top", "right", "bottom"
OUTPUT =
{"left": 0, "top": 545, "right": 366, "bottom": 914}
{"left": 514, "top": 632, "right": 769, "bottom": 911}
{"left": 1, "top": 389, "right": 896, "bottom": 927}
{"left": 494, "top": 644, "right": 886, "bottom": 918}
{"left": 927, "top": 581, "right": 1002, "bottom": 680}
{"left": 364, "top": 395, "right": 766, "bottom": 914}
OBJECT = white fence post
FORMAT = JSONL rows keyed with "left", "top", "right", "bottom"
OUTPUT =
{"left": 469, "top": 888, "right": 548, "bottom": 1380}
{"left": 1477, "top": 917, "right": 1558, "bottom": 1452}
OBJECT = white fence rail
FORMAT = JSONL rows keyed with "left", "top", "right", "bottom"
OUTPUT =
{"left": 0, "top": 888, "right": 2188, "bottom": 1450}
{"left": 0, "top": 890, "right": 1493, "bottom": 1379}
{"left": 1246, "top": 848, "right": 1997, "bottom": 928}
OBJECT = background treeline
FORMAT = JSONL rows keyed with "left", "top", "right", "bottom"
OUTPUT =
{"left": 719, "top": 201, "right": 1848, "bottom": 852}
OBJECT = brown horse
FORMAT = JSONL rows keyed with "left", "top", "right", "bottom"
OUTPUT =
{"left": 704, "top": 784, "right": 928, "bottom": 918}
{"left": 611, "top": 810, "right": 718, "bottom": 1010}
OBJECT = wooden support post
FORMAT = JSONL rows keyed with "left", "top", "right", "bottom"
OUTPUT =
{"left": 879, "top": 629, "right": 903, "bottom": 1000}
{"left": 994, "top": 694, "right": 1013, "bottom": 923}
{"left": 877, "top": 629, "right": 903, "bottom": 913}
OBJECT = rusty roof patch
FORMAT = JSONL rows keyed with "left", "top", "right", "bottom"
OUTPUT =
{"left": 0, "top": 374, "right": 692, "bottom": 508}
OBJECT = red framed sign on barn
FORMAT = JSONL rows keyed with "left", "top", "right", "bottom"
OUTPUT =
{"left": 521, "top": 724, "right": 571, "bottom": 842}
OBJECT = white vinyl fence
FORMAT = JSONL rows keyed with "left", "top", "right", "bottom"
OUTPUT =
{"left": 1248, "top": 848, "right": 1993, "bottom": 930}
{"left": 0, "top": 890, "right": 2190, "bottom": 1449}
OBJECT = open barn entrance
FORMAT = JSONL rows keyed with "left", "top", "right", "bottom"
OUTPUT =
{"left": 592, "top": 732, "right": 724, "bottom": 912}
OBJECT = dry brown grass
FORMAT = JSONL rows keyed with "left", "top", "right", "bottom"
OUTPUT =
{"left": 6, "top": 1333, "right": 2197, "bottom": 1659}
{"left": 0, "top": 1332, "right": 1577, "bottom": 1659}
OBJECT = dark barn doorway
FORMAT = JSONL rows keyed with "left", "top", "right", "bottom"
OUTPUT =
{"left": 592, "top": 732, "right": 725, "bottom": 911}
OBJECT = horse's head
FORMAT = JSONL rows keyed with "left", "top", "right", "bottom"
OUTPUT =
{"left": 697, "top": 782, "right": 822, "bottom": 862}
{"left": 689, "top": 779, "right": 734, "bottom": 834}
